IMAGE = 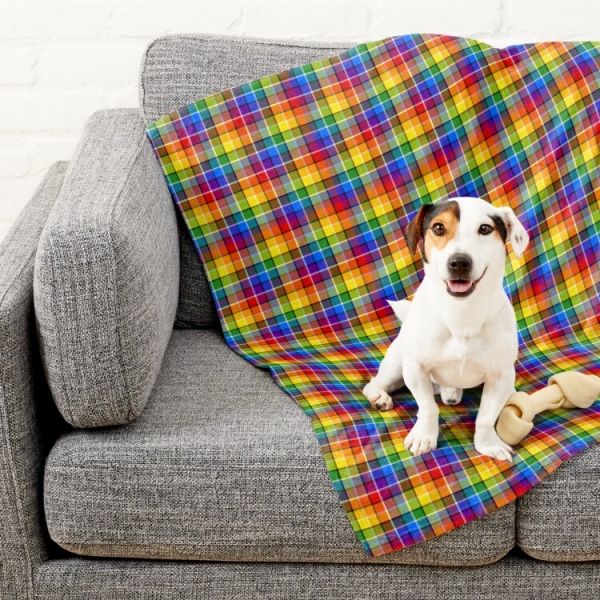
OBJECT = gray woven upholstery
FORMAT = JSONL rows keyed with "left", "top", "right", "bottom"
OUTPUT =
{"left": 0, "top": 163, "right": 68, "bottom": 599}
{"left": 140, "top": 34, "right": 351, "bottom": 125}
{"left": 34, "top": 109, "right": 179, "bottom": 428}
{"left": 140, "top": 35, "right": 351, "bottom": 329}
{"left": 172, "top": 208, "right": 219, "bottom": 328}
{"left": 44, "top": 329, "right": 515, "bottom": 566}
{"left": 35, "top": 556, "right": 600, "bottom": 600}
{"left": 517, "top": 445, "right": 600, "bottom": 561}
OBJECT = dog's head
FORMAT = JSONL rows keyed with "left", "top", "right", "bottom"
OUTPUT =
{"left": 404, "top": 197, "right": 528, "bottom": 298}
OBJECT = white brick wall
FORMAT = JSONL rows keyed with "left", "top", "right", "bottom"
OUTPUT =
{"left": 2, "top": 0, "right": 600, "bottom": 241}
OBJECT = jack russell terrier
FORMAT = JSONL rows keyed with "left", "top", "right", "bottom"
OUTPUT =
{"left": 363, "top": 197, "right": 529, "bottom": 462}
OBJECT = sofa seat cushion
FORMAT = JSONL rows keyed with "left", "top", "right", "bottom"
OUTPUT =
{"left": 44, "top": 329, "right": 514, "bottom": 566}
{"left": 517, "top": 445, "right": 600, "bottom": 562}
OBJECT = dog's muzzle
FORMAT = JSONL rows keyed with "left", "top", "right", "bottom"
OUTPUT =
{"left": 445, "top": 254, "right": 486, "bottom": 297}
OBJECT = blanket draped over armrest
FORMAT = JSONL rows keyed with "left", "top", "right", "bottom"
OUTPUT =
{"left": 147, "top": 34, "right": 600, "bottom": 557}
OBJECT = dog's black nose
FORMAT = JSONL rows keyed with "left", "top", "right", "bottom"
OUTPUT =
{"left": 447, "top": 253, "right": 472, "bottom": 277}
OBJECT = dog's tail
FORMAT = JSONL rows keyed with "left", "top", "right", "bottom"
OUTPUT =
{"left": 387, "top": 299, "right": 412, "bottom": 322}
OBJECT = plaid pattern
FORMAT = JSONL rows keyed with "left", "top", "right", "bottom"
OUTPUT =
{"left": 147, "top": 34, "right": 600, "bottom": 557}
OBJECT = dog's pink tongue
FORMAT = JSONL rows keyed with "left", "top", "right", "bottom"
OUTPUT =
{"left": 448, "top": 280, "right": 473, "bottom": 293}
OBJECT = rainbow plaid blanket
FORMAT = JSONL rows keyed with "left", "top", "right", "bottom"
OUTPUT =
{"left": 147, "top": 35, "right": 600, "bottom": 557}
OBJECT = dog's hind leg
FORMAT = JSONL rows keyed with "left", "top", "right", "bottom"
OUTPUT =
{"left": 363, "top": 338, "right": 404, "bottom": 411}
{"left": 364, "top": 380, "right": 401, "bottom": 411}
{"left": 440, "top": 387, "right": 463, "bottom": 406}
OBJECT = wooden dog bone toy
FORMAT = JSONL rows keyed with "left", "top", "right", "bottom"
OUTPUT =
{"left": 496, "top": 371, "right": 600, "bottom": 446}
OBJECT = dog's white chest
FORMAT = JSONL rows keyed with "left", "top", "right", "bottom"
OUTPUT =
{"left": 428, "top": 335, "right": 487, "bottom": 389}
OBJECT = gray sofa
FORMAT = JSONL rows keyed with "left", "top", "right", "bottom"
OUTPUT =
{"left": 1, "top": 34, "right": 599, "bottom": 599}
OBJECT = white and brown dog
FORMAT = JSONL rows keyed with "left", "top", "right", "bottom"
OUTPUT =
{"left": 363, "top": 197, "right": 528, "bottom": 462}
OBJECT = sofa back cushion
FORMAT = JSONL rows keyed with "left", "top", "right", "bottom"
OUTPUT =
{"left": 140, "top": 35, "right": 350, "bottom": 328}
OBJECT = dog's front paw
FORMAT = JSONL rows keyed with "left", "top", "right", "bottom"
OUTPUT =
{"left": 363, "top": 382, "right": 394, "bottom": 411}
{"left": 404, "top": 418, "right": 439, "bottom": 456}
{"left": 474, "top": 429, "right": 515, "bottom": 462}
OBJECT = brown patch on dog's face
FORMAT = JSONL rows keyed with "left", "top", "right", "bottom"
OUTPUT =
{"left": 422, "top": 201, "right": 460, "bottom": 262}
{"left": 490, "top": 214, "right": 507, "bottom": 243}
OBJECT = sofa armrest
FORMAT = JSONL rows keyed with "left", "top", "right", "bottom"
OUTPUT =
{"left": 34, "top": 109, "right": 179, "bottom": 428}
{"left": 0, "top": 163, "right": 69, "bottom": 598}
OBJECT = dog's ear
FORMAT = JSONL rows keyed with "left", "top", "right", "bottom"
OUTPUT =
{"left": 499, "top": 207, "right": 529, "bottom": 258}
{"left": 404, "top": 203, "right": 434, "bottom": 257}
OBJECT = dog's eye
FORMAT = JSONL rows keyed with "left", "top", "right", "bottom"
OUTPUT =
{"left": 431, "top": 223, "right": 445, "bottom": 236}
{"left": 479, "top": 224, "right": 493, "bottom": 235}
